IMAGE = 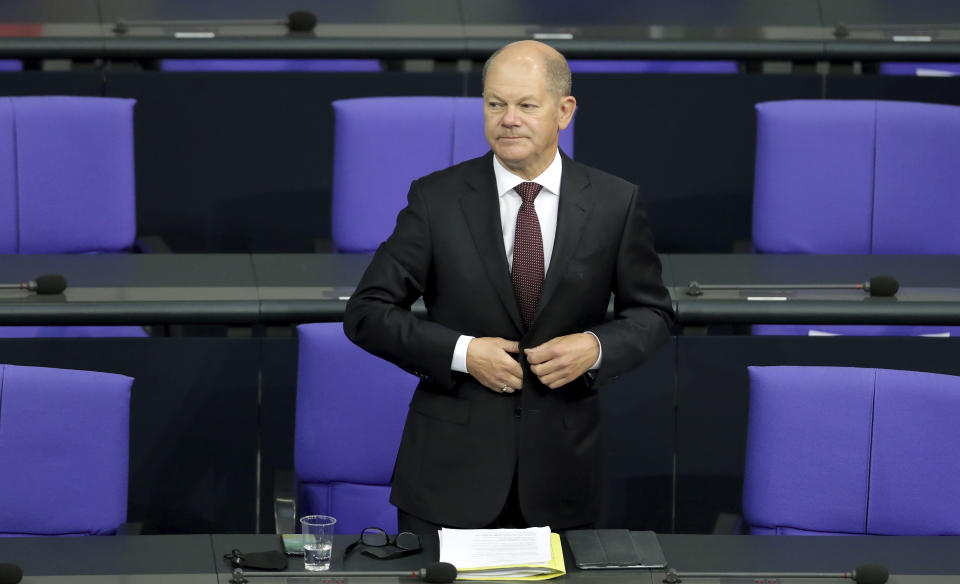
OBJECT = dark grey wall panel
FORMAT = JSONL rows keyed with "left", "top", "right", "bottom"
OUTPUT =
{"left": 0, "top": 72, "right": 102, "bottom": 95}
{"left": 826, "top": 74, "right": 960, "bottom": 104}
{"left": 597, "top": 340, "right": 676, "bottom": 532}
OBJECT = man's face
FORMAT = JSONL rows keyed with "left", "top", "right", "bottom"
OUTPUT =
{"left": 483, "top": 54, "right": 575, "bottom": 179}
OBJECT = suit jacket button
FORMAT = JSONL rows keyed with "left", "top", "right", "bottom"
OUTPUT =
{"left": 514, "top": 408, "right": 522, "bottom": 418}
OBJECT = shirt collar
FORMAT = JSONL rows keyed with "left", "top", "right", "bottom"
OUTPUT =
{"left": 493, "top": 150, "right": 563, "bottom": 198}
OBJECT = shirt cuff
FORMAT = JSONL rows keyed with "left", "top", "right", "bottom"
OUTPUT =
{"left": 452, "top": 335, "right": 475, "bottom": 373}
{"left": 584, "top": 331, "right": 602, "bottom": 370}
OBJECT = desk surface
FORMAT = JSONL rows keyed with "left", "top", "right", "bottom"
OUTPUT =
{"left": 4, "top": 0, "right": 960, "bottom": 60}
{"left": 3, "top": 533, "right": 960, "bottom": 583}
{"left": 0, "top": 254, "right": 260, "bottom": 325}
{"left": 3, "top": 253, "right": 960, "bottom": 327}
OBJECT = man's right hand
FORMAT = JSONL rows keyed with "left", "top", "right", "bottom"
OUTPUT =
{"left": 466, "top": 337, "right": 523, "bottom": 393}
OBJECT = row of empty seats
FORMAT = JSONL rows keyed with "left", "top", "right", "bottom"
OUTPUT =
{"left": 292, "top": 326, "right": 960, "bottom": 535}
{"left": 3, "top": 91, "right": 960, "bottom": 537}
{"left": 3, "top": 94, "right": 960, "bottom": 337}
{"left": 7, "top": 333, "right": 959, "bottom": 537}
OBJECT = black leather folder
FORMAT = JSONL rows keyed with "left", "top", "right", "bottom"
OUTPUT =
{"left": 566, "top": 529, "right": 667, "bottom": 569}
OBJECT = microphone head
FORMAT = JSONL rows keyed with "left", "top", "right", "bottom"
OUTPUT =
{"left": 34, "top": 274, "right": 67, "bottom": 295}
{"left": 421, "top": 562, "right": 457, "bottom": 583}
{"left": 0, "top": 562, "right": 23, "bottom": 584}
{"left": 867, "top": 275, "right": 899, "bottom": 297}
{"left": 287, "top": 10, "right": 317, "bottom": 32}
{"left": 853, "top": 563, "right": 889, "bottom": 584}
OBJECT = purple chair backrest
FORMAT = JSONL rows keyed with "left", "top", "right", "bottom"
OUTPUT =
{"left": 331, "top": 96, "right": 575, "bottom": 253}
{"left": 568, "top": 60, "right": 738, "bottom": 74}
{"left": 753, "top": 99, "right": 960, "bottom": 254}
{"left": 294, "top": 323, "right": 418, "bottom": 534}
{"left": 0, "top": 364, "right": 132, "bottom": 536}
{"left": 160, "top": 59, "right": 382, "bottom": 72}
{"left": 744, "top": 366, "right": 960, "bottom": 535}
{"left": 878, "top": 62, "right": 960, "bottom": 77}
{"left": 0, "top": 96, "right": 137, "bottom": 254}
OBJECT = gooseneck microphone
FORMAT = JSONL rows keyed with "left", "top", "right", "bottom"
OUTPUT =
{"left": 663, "top": 563, "right": 888, "bottom": 584}
{"left": 0, "top": 562, "right": 23, "bottom": 584}
{"left": 686, "top": 275, "right": 899, "bottom": 298}
{"left": 232, "top": 562, "right": 457, "bottom": 584}
{"left": 0, "top": 274, "right": 68, "bottom": 295}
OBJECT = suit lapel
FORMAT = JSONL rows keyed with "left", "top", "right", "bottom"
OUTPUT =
{"left": 536, "top": 154, "right": 593, "bottom": 321}
{"left": 460, "top": 153, "right": 525, "bottom": 332}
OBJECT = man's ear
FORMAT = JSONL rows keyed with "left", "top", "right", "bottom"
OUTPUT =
{"left": 557, "top": 96, "right": 577, "bottom": 131}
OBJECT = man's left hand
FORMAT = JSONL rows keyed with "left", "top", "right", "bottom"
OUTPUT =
{"left": 524, "top": 333, "right": 600, "bottom": 389}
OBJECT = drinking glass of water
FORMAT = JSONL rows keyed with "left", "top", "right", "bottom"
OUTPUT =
{"left": 300, "top": 515, "right": 336, "bottom": 571}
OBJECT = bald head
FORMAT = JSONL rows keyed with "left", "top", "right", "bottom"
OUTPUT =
{"left": 482, "top": 40, "right": 572, "bottom": 102}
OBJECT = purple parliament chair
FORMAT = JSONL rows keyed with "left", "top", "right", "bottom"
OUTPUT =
{"left": 160, "top": 59, "right": 382, "bottom": 72}
{"left": 290, "top": 323, "right": 417, "bottom": 534}
{"left": 331, "top": 96, "right": 575, "bottom": 253}
{"left": 0, "top": 96, "right": 146, "bottom": 338}
{"left": 878, "top": 62, "right": 960, "bottom": 76}
{"left": 751, "top": 99, "right": 960, "bottom": 336}
{"left": 568, "top": 60, "right": 738, "bottom": 74}
{"left": 0, "top": 364, "right": 133, "bottom": 536}
{"left": 743, "top": 366, "right": 960, "bottom": 535}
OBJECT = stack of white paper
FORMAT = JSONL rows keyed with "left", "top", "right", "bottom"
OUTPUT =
{"left": 438, "top": 527, "right": 565, "bottom": 580}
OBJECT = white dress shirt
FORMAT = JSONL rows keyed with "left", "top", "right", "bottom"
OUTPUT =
{"left": 450, "top": 151, "right": 602, "bottom": 375}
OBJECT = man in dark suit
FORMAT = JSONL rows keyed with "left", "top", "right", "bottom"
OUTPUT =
{"left": 344, "top": 40, "right": 674, "bottom": 532}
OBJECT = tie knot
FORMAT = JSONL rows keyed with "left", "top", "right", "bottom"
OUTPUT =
{"left": 515, "top": 182, "right": 542, "bottom": 204}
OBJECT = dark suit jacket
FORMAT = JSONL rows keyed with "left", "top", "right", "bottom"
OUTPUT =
{"left": 343, "top": 151, "right": 674, "bottom": 528}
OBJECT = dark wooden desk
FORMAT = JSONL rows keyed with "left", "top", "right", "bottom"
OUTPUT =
{"left": 4, "top": 253, "right": 960, "bottom": 328}
{"left": 0, "top": 254, "right": 260, "bottom": 326}
{"left": 2, "top": 531, "right": 958, "bottom": 583}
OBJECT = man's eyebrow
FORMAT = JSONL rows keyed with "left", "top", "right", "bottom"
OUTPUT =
{"left": 483, "top": 93, "right": 539, "bottom": 103}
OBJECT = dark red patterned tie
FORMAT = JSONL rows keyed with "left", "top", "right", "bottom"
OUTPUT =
{"left": 511, "top": 181, "right": 544, "bottom": 328}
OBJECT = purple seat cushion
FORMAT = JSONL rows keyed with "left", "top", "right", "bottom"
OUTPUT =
{"left": 568, "top": 60, "right": 737, "bottom": 74}
{"left": 0, "top": 326, "right": 147, "bottom": 338}
{"left": 294, "top": 323, "right": 417, "bottom": 531}
{"left": 744, "top": 366, "right": 960, "bottom": 535}
{"left": 744, "top": 366, "right": 875, "bottom": 535}
{"left": 753, "top": 100, "right": 877, "bottom": 254}
{"left": 299, "top": 483, "right": 397, "bottom": 534}
{"left": 878, "top": 62, "right": 960, "bottom": 76}
{"left": 0, "top": 364, "right": 132, "bottom": 536}
{"left": 869, "top": 369, "right": 960, "bottom": 535}
{"left": 0, "top": 96, "right": 136, "bottom": 254}
{"left": 754, "top": 99, "right": 960, "bottom": 254}
{"left": 753, "top": 324, "right": 957, "bottom": 337}
{"left": 160, "top": 59, "right": 382, "bottom": 72}
{"left": 331, "top": 96, "right": 575, "bottom": 253}
{"left": 872, "top": 101, "right": 960, "bottom": 254}
{"left": 0, "top": 98, "right": 15, "bottom": 253}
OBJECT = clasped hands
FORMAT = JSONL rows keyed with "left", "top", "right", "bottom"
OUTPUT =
{"left": 466, "top": 333, "right": 599, "bottom": 393}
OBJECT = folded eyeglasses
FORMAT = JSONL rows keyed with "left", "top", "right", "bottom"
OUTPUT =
{"left": 344, "top": 527, "right": 422, "bottom": 560}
